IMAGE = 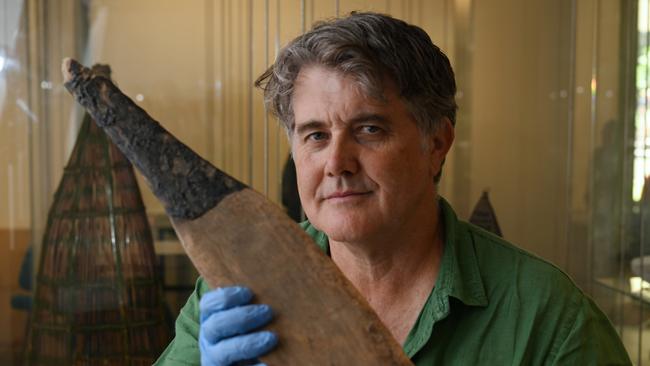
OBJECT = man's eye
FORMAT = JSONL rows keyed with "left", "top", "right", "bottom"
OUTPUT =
{"left": 360, "top": 125, "right": 381, "bottom": 134}
{"left": 306, "top": 132, "right": 327, "bottom": 141}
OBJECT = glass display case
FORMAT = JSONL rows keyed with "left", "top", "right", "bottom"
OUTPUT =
{"left": 0, "top": 0, "right": 648, "bottom": 364}
{"left": 590, "top": 0, "right": 650, "bottom": 363}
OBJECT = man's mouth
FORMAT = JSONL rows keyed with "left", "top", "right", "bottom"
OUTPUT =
{"left": 325, "top": 191, "right": 371, "bottom": 200}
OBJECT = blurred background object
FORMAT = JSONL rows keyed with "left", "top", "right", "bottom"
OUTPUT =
{"left": 468, "top": 191, "right": 502, "bottom": 237}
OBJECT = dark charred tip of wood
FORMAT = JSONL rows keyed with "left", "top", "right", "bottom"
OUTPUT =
{"left": 62, "top": 58, "right": 88, "bottom": 83}
{"left": 135, "top": 135, "right": 248, "bottom": 220}
{"left": 90, "top": 64, "right": 112, "bottom": 79}
{"left": 63, "top": 59, "right": 111, "bottom": 95}
{"left": 64, "top": 63, "right": 122, "bottom": 128}
{"left": 160, "top": 169, "right": 247, "bottom": 220}
{"left": 62, "top": 59, "right": 248, "bottom": 220}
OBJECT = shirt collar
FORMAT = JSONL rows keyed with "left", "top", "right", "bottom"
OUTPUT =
{"left": 402, "top": 197, "right": 487, "bottom": 357}
{"left": 437, "top": 197, "right": 488, "bottom": 308}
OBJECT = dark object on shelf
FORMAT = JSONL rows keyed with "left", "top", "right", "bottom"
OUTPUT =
{"left": 282, "top": 155, "right": 302, "bottom": 222}
{"left": 469, "top": 191, "right": 503, "bottom": 237}
{"left": 11, "top": 246, "right": 33, "bottom": 311}
{"left": 26, "top": 65, "right": 170, "bottom": 365}
{"left": 62, "top": 58, "right": 413, "bottom": 365}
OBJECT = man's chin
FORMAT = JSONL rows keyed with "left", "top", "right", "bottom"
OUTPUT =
{"left": 319, "top": 221, "right": 378, "bottom": 244}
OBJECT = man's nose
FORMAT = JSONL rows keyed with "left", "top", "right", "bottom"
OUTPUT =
{"left": 325, "top": 136, "right": 359, "bottom": 177}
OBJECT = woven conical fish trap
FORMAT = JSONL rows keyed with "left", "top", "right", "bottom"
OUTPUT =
{"left": 26, "top": 107, "right": 170, "bottom": 365}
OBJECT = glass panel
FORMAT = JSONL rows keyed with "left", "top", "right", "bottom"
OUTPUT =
{"left": 590, "top": 0, "right": 650, "bottom": 363}
{"left": 1, "top": 1, "right": 34, "bottom": 363}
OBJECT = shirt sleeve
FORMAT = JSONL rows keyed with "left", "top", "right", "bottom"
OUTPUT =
{"left": 551, "top": 296, "right": 632, "bottom": 365}
{"left": 154, "top": 277, "right": 211, "bottom": 366}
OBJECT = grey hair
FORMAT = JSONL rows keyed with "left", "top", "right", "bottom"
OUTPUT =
{"left": 255, "top": 11, "right": 457, "bottom": 136}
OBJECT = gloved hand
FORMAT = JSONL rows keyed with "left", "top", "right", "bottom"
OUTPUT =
{"left": 199, "top": 286, "right": 278, "bottom": 366}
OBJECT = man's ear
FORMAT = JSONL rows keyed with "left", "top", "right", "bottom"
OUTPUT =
{"left": 430, "top": 117, "right": 455, "bottom": 172}
{"left": 430, "top": 117, "right": 456, "bottom": 158}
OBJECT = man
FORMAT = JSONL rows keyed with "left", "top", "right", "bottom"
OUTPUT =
{"left": 155, "top": 12, "right": 631, "bottom": 365}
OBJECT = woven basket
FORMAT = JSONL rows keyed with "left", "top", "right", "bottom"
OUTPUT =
{"left": 26, "top": 101, "right": 170, "bottom": 365}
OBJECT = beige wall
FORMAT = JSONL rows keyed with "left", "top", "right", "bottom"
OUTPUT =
{"left": 460, "top": 0, "right": 574, "bottom": 267}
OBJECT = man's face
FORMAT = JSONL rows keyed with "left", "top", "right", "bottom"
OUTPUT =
{"left": 290, "top": 65, "right": 450, "bottom": 244}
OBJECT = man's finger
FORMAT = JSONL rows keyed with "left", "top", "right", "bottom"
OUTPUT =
{"left": 201, "top": 304, "right": 273, "bottom": 343}
{"left": 200, "top": 286, "right": 254, "bottom": 322}
{"left": 207, "top": 331, "right": 278, "bottom": 366}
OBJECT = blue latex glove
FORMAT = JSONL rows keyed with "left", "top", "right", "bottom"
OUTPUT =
{"left": 199, "top": 286, "right": 278, "bottom": 366}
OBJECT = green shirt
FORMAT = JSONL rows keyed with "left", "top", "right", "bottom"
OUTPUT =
{"left": 155, "top": 198, "right": 631, "bottom": 365}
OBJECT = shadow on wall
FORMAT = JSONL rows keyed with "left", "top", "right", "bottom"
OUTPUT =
{"left": 282, "top": 155, "right": 303, "bottom": 222}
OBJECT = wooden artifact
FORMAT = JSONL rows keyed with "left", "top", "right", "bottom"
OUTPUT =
{"left": 61, "top": 58, "right": 412, "bottom": 365}
{"left": 26, "top": 63, "right": 170, "bottom": 365}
